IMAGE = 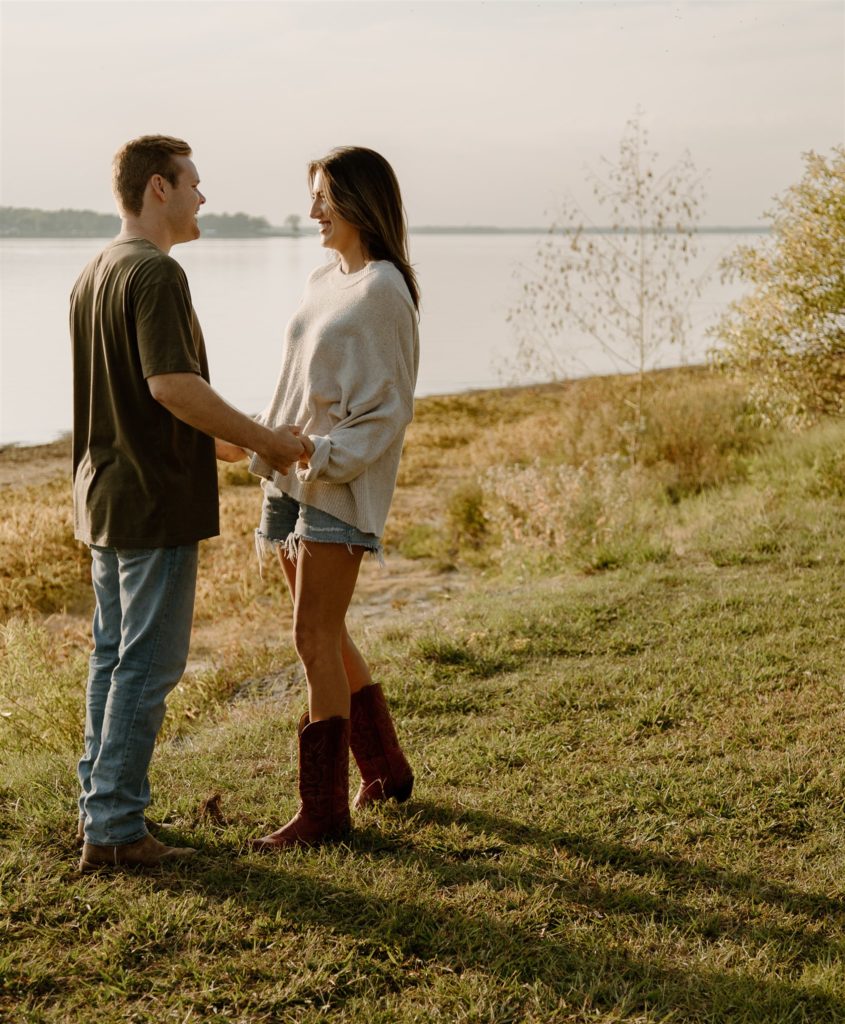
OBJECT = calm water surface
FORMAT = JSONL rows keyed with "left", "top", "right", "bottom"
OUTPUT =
{"left": 0, "top": 233, "right": 754, "bottom": 445}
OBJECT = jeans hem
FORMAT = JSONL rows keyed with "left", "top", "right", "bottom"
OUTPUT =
{"left": 84, "top": 826, "right": 148, "bottom": 848}
{"left": 254, "top": 529, "right": 385, "bottom": 574}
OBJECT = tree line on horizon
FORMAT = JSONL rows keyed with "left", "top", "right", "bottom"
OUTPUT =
{"left": 0, "top": 205, "right": 768, "bottom": 239}
{"left": 0, "top": 207, "right": 306, "bottom": 238}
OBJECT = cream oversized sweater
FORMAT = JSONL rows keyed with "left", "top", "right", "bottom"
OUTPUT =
{"left": 250, "top": 259, "right": 419, "bottom": 537}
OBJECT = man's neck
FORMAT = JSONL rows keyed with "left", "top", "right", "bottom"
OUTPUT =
{"left": 117, "top": 217, "right": 172, "bottom": 254}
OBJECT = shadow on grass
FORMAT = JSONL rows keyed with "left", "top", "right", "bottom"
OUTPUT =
{"left": 136, "top": 799, "right": 845, "bottom": 1021}
{"left": 406, "top": 801, "right": 845, "bottom": 919}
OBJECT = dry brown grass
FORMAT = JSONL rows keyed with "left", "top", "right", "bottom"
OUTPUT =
{"left": 389, "top": 366, "right": 770, "bottom": 567}
{"left": 0, "top": 475, "right": 90, "bottom": 618}
{"left": 0, "top": 365, "right": 768, "bottom": 620}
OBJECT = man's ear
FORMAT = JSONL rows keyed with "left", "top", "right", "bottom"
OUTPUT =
{"left": 149, "top": 174, "right": 168, "bottom": 204}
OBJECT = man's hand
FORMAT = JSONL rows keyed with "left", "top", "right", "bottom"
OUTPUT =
{"left": 215, "top": 439, "right": 247, "bottom": 462}
{"left": 147, "top": 373, "right": 306, "bottom": 477}
{"left": 255, "top": 425, "right": 306, "bottom": 476}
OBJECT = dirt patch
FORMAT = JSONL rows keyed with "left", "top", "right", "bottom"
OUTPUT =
{"left": 187, "top": 552, "right": 466, "bottom": 675}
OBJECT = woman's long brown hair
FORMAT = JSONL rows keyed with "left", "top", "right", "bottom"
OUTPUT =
{"left": 308, "top": 147, "right": 420, "bottom": 311}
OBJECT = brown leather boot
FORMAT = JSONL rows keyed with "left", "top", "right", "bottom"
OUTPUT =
{"left": 251, "top": 713, "right": 352, "bottom": 851}
{"left": 350, "top": 683, "right": 414, "bottom": 810}
{"left": 78, "top": 833, "right": 196, "bottom": 873}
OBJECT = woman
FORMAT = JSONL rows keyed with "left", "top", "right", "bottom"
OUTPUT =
{"left": 249, "top": 147, "right": 420, "bottom": 851}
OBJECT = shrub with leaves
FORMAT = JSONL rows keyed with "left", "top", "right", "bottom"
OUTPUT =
{"left": 713, "top": 146, "right": 845, "bottom": 425}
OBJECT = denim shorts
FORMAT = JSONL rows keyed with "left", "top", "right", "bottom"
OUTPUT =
{"left": 255, "top": 490, "right": 383, "bottom": 572}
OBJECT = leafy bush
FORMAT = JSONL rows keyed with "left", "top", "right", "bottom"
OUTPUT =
{"left": 713, "top": 146, "right": 845, "bottom": 425}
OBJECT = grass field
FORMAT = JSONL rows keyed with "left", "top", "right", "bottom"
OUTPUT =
{"left": 2, "top": 366, "right": 845, "bottom": 1022}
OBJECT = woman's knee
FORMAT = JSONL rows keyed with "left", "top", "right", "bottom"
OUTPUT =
{"left": 293, "top": 616, "right": 337, "bottom": 666}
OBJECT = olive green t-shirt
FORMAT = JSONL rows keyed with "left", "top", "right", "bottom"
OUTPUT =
{"left": 71, "top": 238, "right": 219, "bottom": 547}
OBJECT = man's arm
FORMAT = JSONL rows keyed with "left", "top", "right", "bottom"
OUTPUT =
{"left": 148, "top": 372, "right": 303, "bottom": 475}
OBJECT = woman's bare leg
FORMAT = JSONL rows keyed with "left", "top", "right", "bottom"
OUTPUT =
{"left": 287, "top": 541, "right": 365, "bottom": 721}
{"left": 277, "top": 545, "right": 373, "bottom": 700}
{"left": 272, "top": 542, "right": 412, "bottom": 814}
{"left": 341, "top": 629, "right": 372, "bottom": 693}
{"left": 251, "top": 540, "right": 361, "bottom": 851}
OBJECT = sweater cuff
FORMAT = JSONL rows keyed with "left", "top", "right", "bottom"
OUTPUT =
{"left": 295, "top": 434, "right": 330, "bottom": 482}
{"left": 249, "top": 452, "right": 273, "bottom": 479}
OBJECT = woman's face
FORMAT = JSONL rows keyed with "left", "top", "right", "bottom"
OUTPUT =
{"left": 309, "top": 170, "right": 362, "bottom": 257}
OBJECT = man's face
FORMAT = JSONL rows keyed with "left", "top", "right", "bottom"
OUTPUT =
{"left": 166, "top": 156, "right": 205, "bottom": 243}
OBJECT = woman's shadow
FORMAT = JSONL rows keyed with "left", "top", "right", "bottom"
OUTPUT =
{"left": 149, "top": 797, "right": 845, "bottom": 1019}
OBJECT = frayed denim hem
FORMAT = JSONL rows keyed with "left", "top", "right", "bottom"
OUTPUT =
{"left": 254, "top": 529, "right": 384, "bottom": 576}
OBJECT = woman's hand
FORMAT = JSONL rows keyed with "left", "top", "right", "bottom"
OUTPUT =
{"left": 298, "top": 434, "right": 315, "bottom": 468}
{"left": 215, "top": 438, "right": 248, "bottom": 462}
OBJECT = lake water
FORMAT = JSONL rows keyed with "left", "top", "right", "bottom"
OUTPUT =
{"left": 0, "top": 232, "right": 759, "bottom": 446}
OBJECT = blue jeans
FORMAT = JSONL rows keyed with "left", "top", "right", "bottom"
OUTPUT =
{"left": 77, "top": 544, "right": 198, "bottom": 846}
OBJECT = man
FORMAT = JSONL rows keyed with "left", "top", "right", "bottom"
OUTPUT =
{"left": 72, "top": 135, "right": 304, "bottom": 872}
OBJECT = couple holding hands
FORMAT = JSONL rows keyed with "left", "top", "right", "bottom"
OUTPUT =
{"left": 71, "top": 135, "right": 418, "bottom": 872}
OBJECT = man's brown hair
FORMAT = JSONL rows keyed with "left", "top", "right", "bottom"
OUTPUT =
{"left": 112, "top": 135, "right": 192, "bottom": 217}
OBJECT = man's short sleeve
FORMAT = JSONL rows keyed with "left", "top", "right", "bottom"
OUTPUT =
{"left": 132, "top": 257, "right": 203, "bottom": 379}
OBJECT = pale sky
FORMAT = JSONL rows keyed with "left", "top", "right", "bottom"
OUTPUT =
{"left": 1, "top": 0, "right": 842, "bottom": 227}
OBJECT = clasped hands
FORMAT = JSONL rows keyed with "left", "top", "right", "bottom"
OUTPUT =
{"left": 215, "top": 423, "right": 314, "bottom": 476}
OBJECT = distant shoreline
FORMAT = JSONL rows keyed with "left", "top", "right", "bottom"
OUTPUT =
{"left": 0, "top": 205, "right": 770, "bottom": 239}
{"left": 411, "top": 225, "right": 770, "bottom": 235}
{"left": 0, "top": 225, "right": 771, "bottom": 239}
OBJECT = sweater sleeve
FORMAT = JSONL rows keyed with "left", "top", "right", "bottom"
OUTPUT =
{"left": 297, "top": 382, "right": 413, "bottom": 485}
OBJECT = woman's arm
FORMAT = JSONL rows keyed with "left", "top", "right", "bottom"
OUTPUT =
{"left": 215, "top": 439, "right": 247, "bottom": 462}
{"left": 296, "top": 384, "right": 413, "bottom": 485}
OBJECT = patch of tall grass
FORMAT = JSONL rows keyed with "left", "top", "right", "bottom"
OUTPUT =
{"left": 0, "top": 617, "right": 85, "bottom": 757}
{"left": 448, "top": 368, "right": 762, "bottom": 483}
{"left": 406, "top": 367, "right": 772, "bottom": 570}
{"left": 0, "top": 367, "right": 768, "bottom": 620}
{"left": 0, "top": 477, "right": 89, "bottom": 617}
{"left": 480, "top": 455, "right": 671, "bottom": 572}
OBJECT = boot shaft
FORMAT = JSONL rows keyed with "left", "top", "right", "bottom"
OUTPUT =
{"left": 298, "top": 714, "right": 351, "bottom": 829}
{"left": 350, "top": 684, "right": 413, "bottom": 808}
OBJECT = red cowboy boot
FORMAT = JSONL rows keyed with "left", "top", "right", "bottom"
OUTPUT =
{"left": 251, "top": 712, "right": 351, "bottom": 851}
{"left": 350, "top": 683, "right": 414, "bottom": 810}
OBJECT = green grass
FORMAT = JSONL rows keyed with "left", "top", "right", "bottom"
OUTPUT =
{"left": 4, "top": 556, "right": 845, "bottom": 1021}
{"left": 2, "top": 374, "right": 845, "bottom": 1021}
